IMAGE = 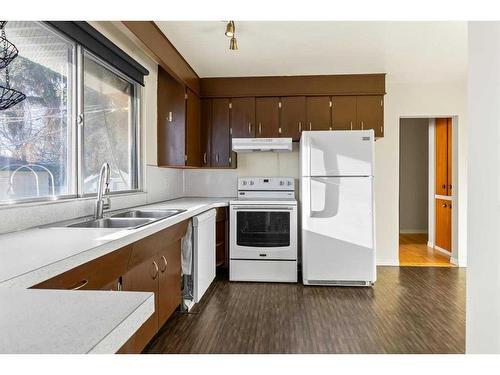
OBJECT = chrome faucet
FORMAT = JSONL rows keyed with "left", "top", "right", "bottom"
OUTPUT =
{"left": 94, "top": 162, "right": 111, "bottom": 220}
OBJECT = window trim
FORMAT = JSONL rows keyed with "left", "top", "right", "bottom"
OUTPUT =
{"left": 0, "top": 21, "right": 142, "bottom": 207}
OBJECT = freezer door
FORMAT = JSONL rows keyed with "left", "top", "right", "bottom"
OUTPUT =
{"left": 302, "top": 131, "right": 374, "bottom": 177}
{"left": 301, "top": 176, "right": 376, "bottom": 283}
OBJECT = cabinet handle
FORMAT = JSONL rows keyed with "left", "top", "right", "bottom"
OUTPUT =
{"left": 361, "top": 121, "right": 364, "bottom": 130}
{"left": 152, "top": 261, "right": 159, "bottom": 280}
{"left": 298, "top": 121, "right": 302, "bottom": 132}
{"left": 259, "top": 123, "right": 262, "bottom": 135}
{"left": 203, "top": 152, "right": 207, "bottom": 164}
{"left": 167, "top": 111, "right": 173, "bottom": 122}
{"left": 160, "top": 255, "right": 168, "bottom": 273}
{"left": 442, "top": 184, "right": 446, "bottom": 189}
{"left": 70, "top": 279, "right": 88, "bottom": 290}
{"left": 442, "top": 203, "right": 447, "bottom": 208}
{"left": 216, "top": 153, "right": 219, "bottom": 163}
{"left": 449, "top": 204, "right": 452, "bottom": 209}
{"left": 248, "top": 122, "right": 252, "bottom": 135}
{"left": 448, "top": 184, "right": 452, "bottom": 190}
{"left": 309, "top": 122, "right": 312, "bottom": 131}
{"left": 350, "top": 121, "right": 353, "bottom": 130}
{"left": 117, "top": 278, "right": 122, "bottom": 291}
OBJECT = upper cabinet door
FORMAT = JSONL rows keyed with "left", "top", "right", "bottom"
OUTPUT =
{"left": 280, "top": 96, "right": 305, "bottom": 141}
{"left": 255, "top": 97, "right": 280, "bottom": 138}
{"left": 231, "top": 97, "right": 255, "bottom": 138}
{"left": 211, "top": 98, "right": 231, "bottom": 167}
{"left": 435, "top": 118, "right": 449, "bottom": 196}
{"left": 356, "top": 95, "right": 384, "bottom": 137}
{"left": 332, "top": 96, "right": 357, "bottom": 131}
{"left": 200, "top": 99, "right": 212, "bottom": 167}
{"left": 186, "top": 89, "right": 201, "bottom": 167}
{"left": 157, "top": 67, "right": 186, "bottom": 166}
{"left": 306, "top": 96, "right": 331, "bottom": 131}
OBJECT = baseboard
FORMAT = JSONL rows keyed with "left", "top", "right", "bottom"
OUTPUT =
{"left": 377, "top": 259, "right": 400, "bottom": 266}
{"left": 450, "top": 257, "right": 459, "bottom": 266}
{"left": 434, "top": 245, "right": 452, "bottom": 256}
{"left": 399, "top": 229, "right": 428, "bottom": 234}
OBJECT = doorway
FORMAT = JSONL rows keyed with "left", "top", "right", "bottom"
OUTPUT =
{"left": 399, "top": 118, "right": 453, "bottom": 267}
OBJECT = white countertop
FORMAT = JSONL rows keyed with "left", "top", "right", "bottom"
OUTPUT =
{"left": 0, "top": 197, "right": 231, "bottom": 354}
{"left": 0, "top": 197, "right": 231, "bottom": 288}
{"left": 0, "top": 288, "right": 154, "bottom": 354}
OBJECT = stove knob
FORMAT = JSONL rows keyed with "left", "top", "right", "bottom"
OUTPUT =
{"left": 287, "top": 181, "right": 292, "bottom": 186}
{"left": 242, "top": 180, "right": 247, "bottom": 186}
{"left": 250, "top": 181, "right": 254, "bottom": 185}
{"left": 280, "top": 180, "right": 284, "bottom": 186}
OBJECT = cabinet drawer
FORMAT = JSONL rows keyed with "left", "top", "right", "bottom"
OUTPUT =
{"left": 33, "top": 245, "right": 132, "bottom": 291}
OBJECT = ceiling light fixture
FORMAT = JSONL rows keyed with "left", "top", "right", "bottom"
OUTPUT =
{"left": 225, "top": 21, "right": 235, "bottom": 37}
{"left": 229, "top": 36, "right": 238, "bottom": 51}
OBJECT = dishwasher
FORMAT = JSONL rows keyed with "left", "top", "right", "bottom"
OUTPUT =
{"left": 182, "top": 209, "right": 216, "bottom": 311}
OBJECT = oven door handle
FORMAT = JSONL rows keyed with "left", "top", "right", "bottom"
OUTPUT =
{"left": 232, "top": 206, "right": 294, "bottom": 211}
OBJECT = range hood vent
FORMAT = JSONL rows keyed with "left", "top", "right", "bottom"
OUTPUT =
{"left": 232, "top": 138, "right": 293, "bottom": 153}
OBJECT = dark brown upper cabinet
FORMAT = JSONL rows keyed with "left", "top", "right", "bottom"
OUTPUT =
{"left": 211, "top": 98, "right": 232, "bottom": 167}
{"left": 230, "top": 97, "right": 255, "bottom": 138}
{"left": 256, "top": 97, "right": 280, "bottom": 137}
{"left": 157, "top": 66, "right": 186, "bottom": 166}
{"left": 280, "top": 96, "right": 306, "bottom": 141}
{"left": 200, "top": 99, "right": 212, "bottom": 167}
{"left": 306, "top": 96, "right": 332, "bottom": 131}
{"left": 356, "top": 95, "right": 384, "bottom": 137}
{"left": 186, "top": 88, "right": 201, "bottom": 167}
{"left": 332, "top": 96, "right": 357, "bottom": 131}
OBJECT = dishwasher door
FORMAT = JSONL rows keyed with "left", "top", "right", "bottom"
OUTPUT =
{"left": 193, "top": 209, "right": 217, "bottom": 303}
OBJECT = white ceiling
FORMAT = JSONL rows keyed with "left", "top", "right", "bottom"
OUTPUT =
{"left": 155, "top": 21, "right": 467, "bottom": 84}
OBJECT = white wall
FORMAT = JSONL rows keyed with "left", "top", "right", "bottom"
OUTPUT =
{"left": 399, "top": 118, "right": 429, "bottom": 233}
{"left": 378, "top": 81, "right": 468, "bottom": 266}
{"left": 466, "top": 21, "right": 500, "bottom": 354}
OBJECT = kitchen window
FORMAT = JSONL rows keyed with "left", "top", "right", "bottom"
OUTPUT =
{"left": 0, "top": 21, "right": 141, "bottom": 205}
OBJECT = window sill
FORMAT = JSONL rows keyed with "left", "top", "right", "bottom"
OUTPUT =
{"left": 0, "top": 191, "right": 147, "bottom": 211}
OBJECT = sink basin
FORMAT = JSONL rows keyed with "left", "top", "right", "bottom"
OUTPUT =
{"left": 67, "top": 217, "right": 154, "bottom": 229}
{"left": 111, "top": 209, "right": 185, "bottom": 220}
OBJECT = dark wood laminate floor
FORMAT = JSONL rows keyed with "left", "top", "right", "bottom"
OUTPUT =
{"left": 144, "top": 267, "right": 465, "bottom": 354}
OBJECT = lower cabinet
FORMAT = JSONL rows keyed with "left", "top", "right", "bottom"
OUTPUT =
{"left": 435, "top": 198, "right": 452, "bottom": 252}
{"left": 32, "top": 220, "right": 189, "bottom": 354}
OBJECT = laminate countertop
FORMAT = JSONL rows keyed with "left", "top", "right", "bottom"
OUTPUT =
{"left": 0, "top": 197, "right": 231, "bottom": 354}
{"left": 0, "top": 288, "right": 154, "bottom": 354}
{"left": 0, "top": 197, "right": 231, "bottom": 288}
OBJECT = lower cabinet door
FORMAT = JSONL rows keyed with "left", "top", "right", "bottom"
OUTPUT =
{"left": 158, "top": 240, "right": 182, "bottom": 328}
{"left": 119, "top": 258, "right": 159, "bottom": 354}
{"left": 435, "top": 199, "right": 452, "bottom": 251}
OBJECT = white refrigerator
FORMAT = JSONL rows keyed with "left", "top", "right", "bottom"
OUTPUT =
{"left": 300, "top": 130, "right": 376, "bottom": 286}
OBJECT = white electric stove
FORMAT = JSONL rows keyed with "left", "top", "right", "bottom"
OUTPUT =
{"left": 229, "top": 177, "right": 298, "bottom": 283}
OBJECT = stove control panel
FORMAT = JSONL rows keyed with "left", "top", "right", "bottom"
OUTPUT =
{"left": 238, "top": 177, "right": 295, "bottom": 191}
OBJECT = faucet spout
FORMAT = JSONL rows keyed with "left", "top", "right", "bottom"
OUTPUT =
{"left": 94, "top": 162, "right": 111, "bottom": 220}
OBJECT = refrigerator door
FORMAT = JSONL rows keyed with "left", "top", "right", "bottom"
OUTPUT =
{"left": 301, "top": 130, "right": 374, "bottom": 177}
{"left": 301, "top": 176, "right": 376, "bottom": 284}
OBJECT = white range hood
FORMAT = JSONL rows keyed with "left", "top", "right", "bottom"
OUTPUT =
{"left": 232, "top": 138, "right": 293, "bottom": 153}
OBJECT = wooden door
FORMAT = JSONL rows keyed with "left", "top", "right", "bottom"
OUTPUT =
{"left": 255, "top": 97, "right": 280, "bottom": 137}
{"left": 211, "top": 98, "right": 231, "bottom": 167}
{"left": 332, "top": 96, "right": 357, "bottom": 130}
{"left": 121, "top": 257, "right": 159, "bottom": 353}
{"left": 200, "top": 99, "right": 212, "bottom": 167}
{"left": 231, "top": 97, "right": 255, "bottom": 138}
{"left": 158, "top": 240, "right": 182, "bottom": 327}
{"left": 357, "top": 95, "right": 384, "bottom": 137}
{"left": 157, "top": 66, "right": 186, "bottom": 166}
{"left": 435, "top": 199, "right": 452, "bottom": 251}
{"left": 280, "top": 96, "right": 305, "bottom": 140}
{"left": 435, "top": 118, "right": 448, "bottom": 196}
{"left": 306, "top": 96, "right": 331, "bottom": 130}
{"left": 186, "top": 88, "right": 201, "bottom": 167}
{"left": 447, "top": 118, "right": 452, "bottom": 196}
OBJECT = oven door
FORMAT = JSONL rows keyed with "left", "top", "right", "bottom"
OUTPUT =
{"left": 230, "top": 205, "right": 297, "bottom": 260}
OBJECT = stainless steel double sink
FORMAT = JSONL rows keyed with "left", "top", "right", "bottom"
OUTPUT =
{"left": 58, "top": 209, "right": 186, "bottom": 230}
